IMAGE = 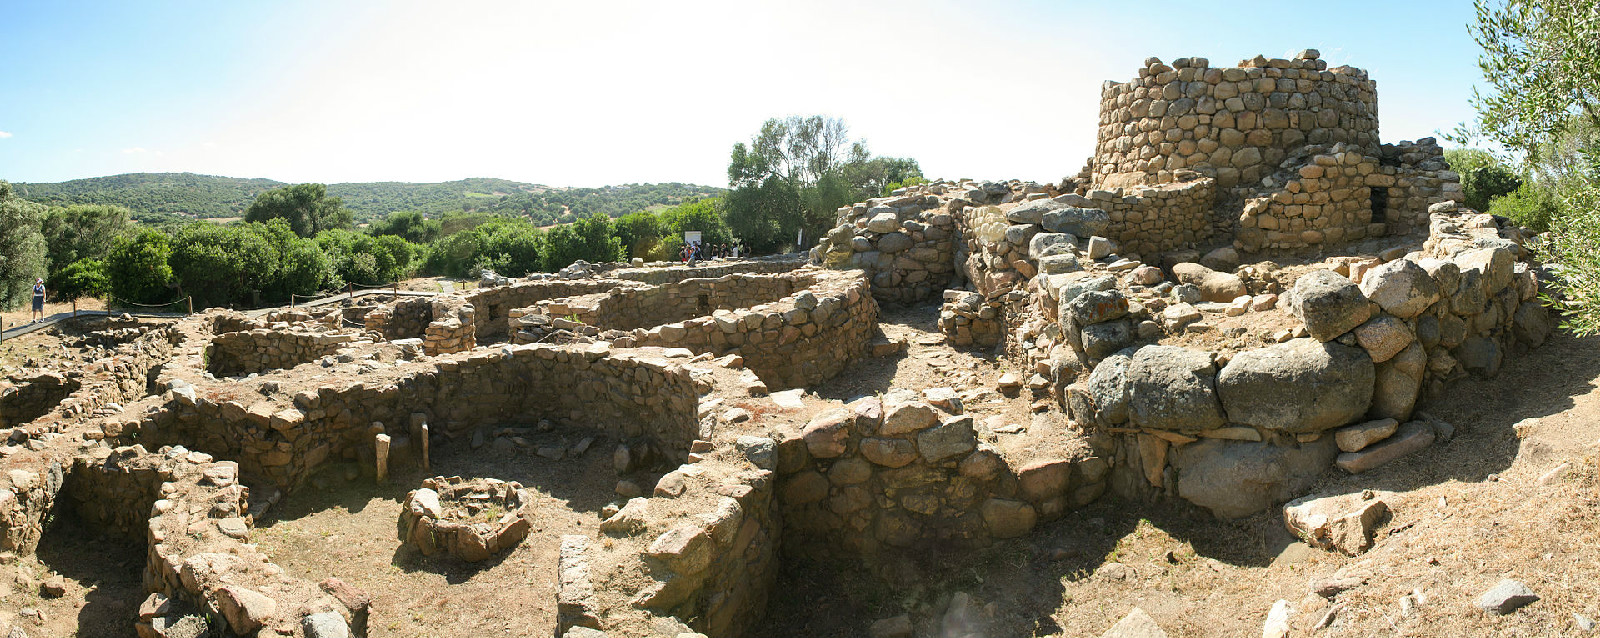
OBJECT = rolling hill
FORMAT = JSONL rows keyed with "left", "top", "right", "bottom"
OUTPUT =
{"left": 11, "top": 173, "right": 725, "bottom": 225}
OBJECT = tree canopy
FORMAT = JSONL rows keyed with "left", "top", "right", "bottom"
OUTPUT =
{"left": 0, "top": 182, "right": 49, "bottom": 311}
{"left": 724, "top": 116, "right": 921, "bottom": 253}
{"left": 245, "top": 183, "right": 354, "bottom": 238}
{"left": 1464, "top": 0, "right": 1600, "bottom": 333}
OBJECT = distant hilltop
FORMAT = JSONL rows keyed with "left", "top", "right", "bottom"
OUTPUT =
{"left": 8, "top": 172, "right": 724, "bottom": 225}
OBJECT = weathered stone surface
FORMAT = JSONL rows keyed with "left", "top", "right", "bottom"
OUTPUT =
{"left": 646, "top": 524, "right": 714, "bottom": 575}
{"left": 1064, "top": 290, "right": 1130, "bottom": 327}
{"left": 1007, "top": 199, "right": 1061, "bottom": 225}
{"left": 1217, "top": 339, "right": 1374, "bottom": 434}
{"left": 302, "top": 611, "right": 351, "bottom": 638}
{"left": 1353, "top": 315, "right": 1413, "bottom": 364}
{"left": 1099, "top": 607, "right": 1168, "bottom": 638}
{"left": 1173, "top": 437, "right": 1338, "bottom": 518}
{"left": 600, "top": 498, "right": 650, "bottom": 536}
{"left": 1334, "top": 419, "right": 1398, "bottom": 452}
{"left": 1086, "top": 350, "right": 1133, "bottom": 425}
{"left": 1359, "top": 259, "right": 1440, "bottom": 319}
{"left": 1042, "top": 207, "right": 1111, "bottom": 237}
{"left": 1370, "top": 342, "right": 1425, "bottom": 421}
{"left": 1284, "top": 492, "right": 1389, "bottom": 555}
{"left": 860, "top": 437, "right": 918, "bottom": 468}
{"left": 217, "top": 585, "right": 276, "bottom": 635}
{"left": 1081, "top": 321, "right": 1133, "bottom": 361}
{"left": 1476, "top": 579, "right": 1539, "bottom": 615}
{"left": 1171, "top": 263, "right": 1246, "bottom": 302}
{"left": 1029, "top": 233, "right": 1079, "bottom": 260}
{"left": 1290, "top": 270, "right": 1371, "bottom": 341}
{"left": 802, "top": 409, "right": 852, "bottom": 458}
{"left": 1512, "top": 301, "right": 1553, "bottom": 346}
{"left": 880, "top": 390, "right": 939, "bottom": 435}
{"left": 1453, "top": 336, "right": 1503, "bottom": 377}
{"left": 1125, "top": 346, "right": 1225, "bottom": 430}
{"left": 867, "top": 213, "right": 899, "bottom": 233}
{"left": 918, "top": 416, "right": 977, "bottom": 462}
{"left": 1017, "top": 459, "right": 1073, "bottom": 501}
{"left": 980, "top": 498, "right": 1036, "bottom": 538}
{"left": 1335, "top": 420, "right": 1435, "bottom": 473}
{"left": 1038, "top": 253, "right": 1082, "bottom": 275}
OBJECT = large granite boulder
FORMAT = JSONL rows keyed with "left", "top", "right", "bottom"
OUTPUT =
{"left": 1041, "top": 207, "right": 1110, "bottom": 238}
{"left": 1289, "top": 270, "right": 1371, "bottom": 341}
{"left": 1125, "top": 346, "right": 1226, "bottom": 431}
{"left": 1171, "top": 263, "right": 1246, "bottom": 302}
{"left": 1173, "top": 437, "right": 1339, "bottom": 519}
{"left": 1216, "top": 339, "right": 1375, "bottom": 433}
{"left": 1358, "top": 259, "right": 1440, "bottom": 319}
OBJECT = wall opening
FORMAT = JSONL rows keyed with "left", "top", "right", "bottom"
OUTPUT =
{"left": 1370, "top": 187, "right": 1388, "bottom": 223}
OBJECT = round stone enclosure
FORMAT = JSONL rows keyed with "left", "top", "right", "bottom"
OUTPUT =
{"left": 398, "top": 476, "right": 534, "bottom": 562}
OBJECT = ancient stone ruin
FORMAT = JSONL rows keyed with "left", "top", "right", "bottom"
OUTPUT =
{"left": 0, "top": 51, "right": 1560, "bottom": 638}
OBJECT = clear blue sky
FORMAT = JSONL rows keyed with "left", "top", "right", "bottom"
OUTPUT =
{"left": 0, "top": 0, "right": 1485, "bottom": 187}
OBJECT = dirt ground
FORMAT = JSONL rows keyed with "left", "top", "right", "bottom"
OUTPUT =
{"left": 762, "top": 314, "right": 1600, "bottom": 638}
{"left": 253, "top": 431, "right": 619, "bottom": 638}
{"left": 0, "top": 510, "right": 146, "bottom": 638}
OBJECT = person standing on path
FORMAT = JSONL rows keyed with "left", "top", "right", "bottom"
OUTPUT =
{"left": 31, "top": 278, "right": 46, "bottom": 323}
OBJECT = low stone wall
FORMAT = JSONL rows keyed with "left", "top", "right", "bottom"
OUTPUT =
{"left": 465, "top": 280, "right": 627, "bottom": 340}
{"left": 938, "top": 290, "right": 1008, "bottom": 349}
{"left": 206, "top": 328, "right": 359, "bottom": 376}
{"left": 364, "top": 296, "right": 435, "bottom": 341}
{"left": 771, "top": 391, "right": 1106, "bottom": 555}
{"left": 422, "top": 299, "right": 476, "bottom": 355}
{"left": 0, "top": 371, "right": 81, "bottom": 428}
{"left": 1089, "top": 176, "right": 1217, "bottom": 257}
{"left": 0, "top": 325, "right": 181, "bottom": 554}
{"left": 566, "top": 458, "right": 779, "bottom": 638}
{"left": 1061, "top": 203, "right": 1551, "bottom": 517}
{"left": 1235, "top": 139, "right": 1456, "bottom": 253}
{"left": 608, "top": 256, "right": 807, "bottom": 285}
{"left": 623, "top": 270, "right": 877, "bottom": 390}
{"left": 561, "top": 273, "right": 812, "bottom": 333}
{"left": 142, "top": 344, "right": 702, "bottom": 488}
{"left": 134, "top": 446, "right": 365, "bottom": 637}
{"left": 813, "top": 193, "right": 960, "bottom": 304}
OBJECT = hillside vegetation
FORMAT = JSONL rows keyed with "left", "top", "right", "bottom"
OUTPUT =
{"left": 12, "top": 173, "right": 723, "bottom": 225}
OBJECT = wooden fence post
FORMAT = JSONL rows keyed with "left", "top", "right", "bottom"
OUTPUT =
{"left": 186, "top": 297, "right": 194, "bottom": 315}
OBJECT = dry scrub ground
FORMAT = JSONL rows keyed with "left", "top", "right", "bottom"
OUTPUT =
{"left": 253, "top": 434, "right": 618, "bottom": 638}
{"left": 764, "top": 304, "right": 1600, "bottom": 638}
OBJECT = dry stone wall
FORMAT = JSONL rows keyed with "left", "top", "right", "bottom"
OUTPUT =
{"left": 206, "top": 328, "right": 360, "bottom": 376}
{"left": 1, "top": 372, "right": 81, "bottom": 428}
{"left": 621, "top": 270, "right": 876, "bottom": 390}
{"left": 815, "top": 193, "right": 961, "bottom": 304}
{"left": 1059, "top": 202, "right": 1551, "bottom": 517}
{"left": 772, "top": 391, "right": 1105, "bottom": 555}
{"left": 1236, "top": 138, "right": 1458, "bottom": 252}
{"left": 142, "top": 343, "right": 702, "bottom": 489}
{"left": 1094, "top": 50, "right": 1378, "bottom": 190}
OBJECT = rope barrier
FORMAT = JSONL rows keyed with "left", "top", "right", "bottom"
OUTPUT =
{"left": 110, "top": 295, "right": 192, "bottom": 309}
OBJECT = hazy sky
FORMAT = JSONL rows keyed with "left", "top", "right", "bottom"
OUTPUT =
{"left": 0, "top": 0, "right": 1484, "bottom": 187}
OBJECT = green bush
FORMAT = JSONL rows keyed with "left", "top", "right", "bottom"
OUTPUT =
{"left": 48, "top": 258, "right": 111, "bottom": 302}
{"left": 106, "top": 230, "right": 174, "bottom": 305}
{"left": 1487, "top": 183, "right": 1561, "bottom": 232}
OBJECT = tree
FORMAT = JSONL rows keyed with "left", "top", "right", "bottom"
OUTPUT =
{"left": 106, "top": 230, "right": 173, "bottom": 305}
{"left": 168, "top": 223, "right": 280, "bottom": 308}
{"left": 48, "top": 259, "right": 111, "bottom": 302}
{"left": 0, "top": 182, "right": 48, "bottom": 311}
{"left": 1464, "top": 0, "right": 1600, "bottom": 333}
{"left": 369, "top": 210, "right": 441, "bottom": 244}
{"left": 614, "top": 211, "right": 664, "bottom": 259}
{"left": 541, "top": 214, "right": 621, "bottom": 271}
{"left": 40, "top": 204, "right": 131, "bottom": 273}
{"left": 724, "top": 117, "right": 923, "bottom": 254}
{"left": 244, "top": 183, "right": 352, "bottom": 238}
